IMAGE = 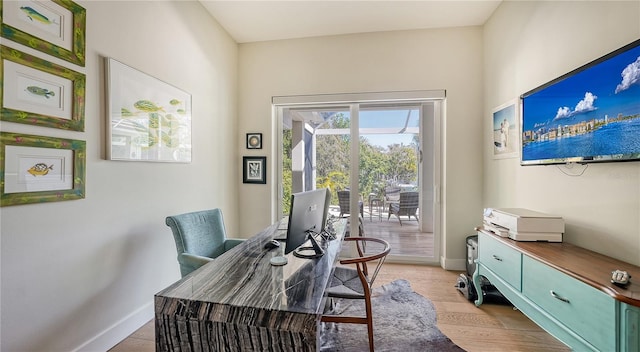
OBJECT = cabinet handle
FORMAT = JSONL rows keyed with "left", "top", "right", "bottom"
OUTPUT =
{"left": 550, "top": 290, "right": 570, "bottom": 303}
{"left": 492, "top": 254, "right": 503, "bottom": 261}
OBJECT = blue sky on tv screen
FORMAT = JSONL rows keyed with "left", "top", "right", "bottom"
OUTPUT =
{"left": 523, "top": 43, "right": 640, "bottom": 131}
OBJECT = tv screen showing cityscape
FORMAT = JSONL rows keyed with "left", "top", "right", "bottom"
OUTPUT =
{"left": 521, "top": 39, "right": 640, "bottom": 165}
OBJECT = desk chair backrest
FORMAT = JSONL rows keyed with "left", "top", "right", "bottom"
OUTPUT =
{"left": 322, "top": 237, "right": 391, "bottom": 352}
{"left": 166, "top": 209, "right": 228, "bottom": 258}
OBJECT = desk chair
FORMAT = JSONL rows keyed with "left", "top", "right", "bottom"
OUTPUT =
{"left": 388, "top": 191, "right": 419, "bottom": 226}
{"left": 322, "top": 237, "right": 391, "bottom": 352}
{"left": 166, "top": 209, "right": 244, "bottom": 277}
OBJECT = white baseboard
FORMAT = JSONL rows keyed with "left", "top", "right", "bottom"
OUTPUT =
{"left": 72, "top": 301, "right": 154, "bottom": 352}
{"left": 440, "top": 256, "right": 466, "bottom": 271}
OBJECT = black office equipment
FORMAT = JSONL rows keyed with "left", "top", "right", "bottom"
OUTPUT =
{"left": 284, "top": 188, "right": 331, "bottom": 258}
{"left": 456, "top": 235, "right": 510, "bottom": 304}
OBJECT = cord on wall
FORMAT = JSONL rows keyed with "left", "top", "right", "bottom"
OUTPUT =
{"left": 556, "top": 162, "right": 588, "bottom": 176}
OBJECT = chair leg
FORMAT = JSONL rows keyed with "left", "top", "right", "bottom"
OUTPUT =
{"left": 365, "top": 299, "right": 374, "bottom": 352}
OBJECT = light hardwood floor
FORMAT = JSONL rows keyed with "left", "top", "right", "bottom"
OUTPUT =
{"left": 361, "top": 216, "right": 433, "bottom": 257}
{"left": 109, "top": 263, "right": 569, "bottom": 352}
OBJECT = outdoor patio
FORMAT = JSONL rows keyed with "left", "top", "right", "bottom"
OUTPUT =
{"left": 328, "top": 203, "right": 434, "bottom": 258}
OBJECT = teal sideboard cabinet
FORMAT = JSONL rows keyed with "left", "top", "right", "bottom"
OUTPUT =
{"left": 473, "top": 229, "right": 640, "bottom": 351}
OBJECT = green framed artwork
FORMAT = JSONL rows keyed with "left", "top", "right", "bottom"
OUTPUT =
{"left": 1, "top": 132, "right": 86, "bottom": 206}
{"left": 1, "top": 0, "right": 86, "bottom": 66}
{"left": 1, "top": 45, "right": 85, "bottom": 131}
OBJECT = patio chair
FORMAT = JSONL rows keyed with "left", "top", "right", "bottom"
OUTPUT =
{"left": 388, "top": 191, "right": 419, "bottom": 226}
{"left": 337, "top": 190, "right": 364, "bottom": 219}
{"left": 383, "top": 186, "right": 401, "bottom": 209}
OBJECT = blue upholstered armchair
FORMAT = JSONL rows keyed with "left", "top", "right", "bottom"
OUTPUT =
{"left": 166, "top": 209, "right": 244, "bottom": 277}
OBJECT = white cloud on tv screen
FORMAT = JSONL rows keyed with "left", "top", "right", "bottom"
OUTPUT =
{"left": 554, "top": 92, "right": 598, "bottom": 120}
{"left": 615, "top": 56, "right": 640, "bottom": 94}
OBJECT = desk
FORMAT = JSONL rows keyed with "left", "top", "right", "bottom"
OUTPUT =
{"left": 155, "top": 219, "right": 346, "bottom": 352}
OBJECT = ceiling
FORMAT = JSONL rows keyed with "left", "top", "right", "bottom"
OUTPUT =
{"left": 199, "top": 1, "right": 503, "bottom": 44}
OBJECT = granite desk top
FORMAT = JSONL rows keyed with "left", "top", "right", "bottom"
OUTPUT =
{"left": 156, "top": 218, "right": 347, "bottom": 315}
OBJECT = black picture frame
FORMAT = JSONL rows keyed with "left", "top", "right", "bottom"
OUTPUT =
{"left": 243, "top": 156, "right": 266, "bottom": 184}
{"left": 246, "top": 133, "right": 262, "bottom": 149}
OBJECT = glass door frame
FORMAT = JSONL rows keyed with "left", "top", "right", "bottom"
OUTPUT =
{"left": 273, "top": 91, "right": 445, "bottom": 264}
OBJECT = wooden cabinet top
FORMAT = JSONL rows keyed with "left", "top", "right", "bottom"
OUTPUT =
{"left": 479, "top": 229, "right": 640, "bottom": 307}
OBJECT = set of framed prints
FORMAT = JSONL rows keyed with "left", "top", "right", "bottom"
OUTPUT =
{"left": 1, "top": 0, "right": 87, "bottom": 206}
{"left": 243, "top": 133, "right": 266, "bottom": 184}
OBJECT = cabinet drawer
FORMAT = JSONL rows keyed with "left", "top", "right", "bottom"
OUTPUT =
{"left": 621, "top": 303, "right": 640, "bottom": 352}
{"left": 522, "top": 255, "right": 616, "bottom": 351}
{"left": 478, "top": 233, "right": 522, "bottom": 291}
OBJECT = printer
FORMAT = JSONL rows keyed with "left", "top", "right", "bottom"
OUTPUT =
{"left": 483, "top": 208, "right": 564, "bottom": 242}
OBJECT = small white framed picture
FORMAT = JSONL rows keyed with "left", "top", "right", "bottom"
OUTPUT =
{"left": 492, "top": 99, "right": 519, "bottom": 159}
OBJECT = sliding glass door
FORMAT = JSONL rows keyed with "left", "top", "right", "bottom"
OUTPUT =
{"left": 275, "top": 92, "right": 442, "bottom": 263}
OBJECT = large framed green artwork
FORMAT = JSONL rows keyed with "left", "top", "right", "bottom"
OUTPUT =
{"left": 1, "top": 45, "right": 85, "bottom": 131}
{"left": 1, "top": 0, "right": 86, "bottom": 66}
{"left": 106, "top": 57, "right": 192, "bottom": 163}
{"left": 1, "top": 132, "right": 86, "bottom": 206}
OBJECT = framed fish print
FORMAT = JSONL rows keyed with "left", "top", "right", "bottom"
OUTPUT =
{"left": 243, "top": 156, "right": 266, "bottom": 184}
{"left": 1, "top": 132, "right": 86, "bottom": 206}
{"left": 106, "top": 57, "right": 192, "bottom": 163}
{"left": 1, "top": 0, "right": 86, "bottom": 66}
{"left": 1, "top": 45, "right": 86, "bottom": 131}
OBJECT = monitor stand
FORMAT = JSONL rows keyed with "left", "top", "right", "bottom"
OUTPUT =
{"left": 293, "top": 232, "right": 325, "bottom": 259}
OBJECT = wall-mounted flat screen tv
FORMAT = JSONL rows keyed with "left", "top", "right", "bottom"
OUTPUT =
{"left": 521, "top": 38, "right": 640, "bottom": 166}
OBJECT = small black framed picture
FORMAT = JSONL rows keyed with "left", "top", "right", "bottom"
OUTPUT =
{"left": 243, "top": 156, "right": 266, "bottom": 184}
{"left": 246, "top": 133, "right": 262, "bottom": 149}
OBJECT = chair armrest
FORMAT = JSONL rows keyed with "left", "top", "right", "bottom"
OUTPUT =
{"left": 178, "top": 253, "right": 213, "bottom": 272}
{"left": 224, "top": 238, "right": 245, "bottom": 251}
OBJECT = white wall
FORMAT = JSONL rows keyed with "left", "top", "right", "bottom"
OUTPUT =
{"left": 238, "top": 28, "right": 485, "bottom": 267}
{"left": 483, "top": 1, "right": 640, "bottom": 264}
{"left": 0, "top": 1, "right": 238, "bottom": 350}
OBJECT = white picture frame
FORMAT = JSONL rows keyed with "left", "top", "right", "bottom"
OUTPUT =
{"left": 492, "top": 99, "right": 519, "bottom": 159}
{"left": 106, "top": 58, "right": 192, "bottom": 163}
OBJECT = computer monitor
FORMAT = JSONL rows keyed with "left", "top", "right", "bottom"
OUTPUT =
{"left": 284, "top": 188, "right": 331, "bottom": 258}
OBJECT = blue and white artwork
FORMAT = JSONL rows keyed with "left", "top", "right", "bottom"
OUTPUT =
{"left": 493, "top": 102, "right": 518, "bottom": 158}
{"left": 521, "top": 40, "right": 640, "bottom": 165}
